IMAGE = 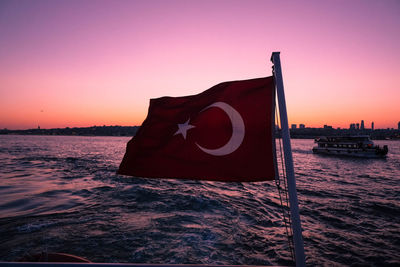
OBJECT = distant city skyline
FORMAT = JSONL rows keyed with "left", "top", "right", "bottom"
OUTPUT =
{"left": 2, "top": 124, "right": 399, "bottom": 140}
{"left": 290, "top": 120, "right": 400, "bottom": 130}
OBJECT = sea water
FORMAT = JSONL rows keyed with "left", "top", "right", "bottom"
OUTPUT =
{"left": 0, "top": 135, "right": 399, "bottom": 266}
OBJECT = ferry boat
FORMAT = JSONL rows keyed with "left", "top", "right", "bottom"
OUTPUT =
{"left": 312, "top": 135, "right": 388, "bottom": 158}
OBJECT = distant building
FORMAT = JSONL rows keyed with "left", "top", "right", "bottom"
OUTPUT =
{"left": 299, "top": 124, "right": 305, "bottom": 129}
{"left": 323, "top": 125, "right": 333, "bottom": 129}
{"left": 361, "top": 120, "right": 364, "bottom": 130}
{"left": 371, "top": 122, "right": 374, "bottom": 130}
{"left": 350, "top": 123, "right": 356, "bottom": 130}
{"left": 291, "top": 124, "right": 297, "bottom": 130}
{"left": 356, "top": 123, "right": 360, "bottom": 130}
{"left": 398, "top": 121, "right": 400, "bottom": 130}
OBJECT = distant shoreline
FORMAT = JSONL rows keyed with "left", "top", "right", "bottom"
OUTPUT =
{"left": 0, "top": 126, "right": 139, "bottom": 137}
{"left": 1, "top": 125, "right": 399, "bottom": 140}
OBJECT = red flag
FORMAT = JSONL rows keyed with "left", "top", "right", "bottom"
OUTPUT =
{"left": 118, "top": 77, "right": 277, "bottom": 182}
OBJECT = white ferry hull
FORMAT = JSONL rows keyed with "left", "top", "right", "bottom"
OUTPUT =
{"left": 312, "top": 147, "right": 387, "bottom": 158}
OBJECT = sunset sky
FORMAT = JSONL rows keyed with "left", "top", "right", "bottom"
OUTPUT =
{"left": 1, "top": 0, "right": 399, "bottom": 130}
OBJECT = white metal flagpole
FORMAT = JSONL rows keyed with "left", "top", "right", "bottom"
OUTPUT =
{"left": 271, "top": 52, "right": 306, "bottom": 266}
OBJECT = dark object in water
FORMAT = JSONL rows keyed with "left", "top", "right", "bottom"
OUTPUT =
{"left": 18, "top": 252, "right": 90, "bottom": 263}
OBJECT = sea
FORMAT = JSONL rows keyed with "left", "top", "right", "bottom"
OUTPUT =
{"left": 0, "top": 135, "right": 399, "bottom": 266}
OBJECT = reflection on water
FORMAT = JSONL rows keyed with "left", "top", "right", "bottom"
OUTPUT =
{"left": 0, "top": 135, "right": 399, "bottom": 265}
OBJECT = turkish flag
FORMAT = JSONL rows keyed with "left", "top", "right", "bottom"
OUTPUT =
{"left": 118, "top": 77, "right": 277, "bottom": 182}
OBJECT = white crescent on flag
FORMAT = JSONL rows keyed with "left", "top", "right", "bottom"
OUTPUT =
{"left": 195, "top": 102, "right": 245, "bottom": 156}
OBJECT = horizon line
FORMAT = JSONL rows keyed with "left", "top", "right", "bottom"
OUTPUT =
{"left": 2, "top": 124, "right": 399, "bottom": 132}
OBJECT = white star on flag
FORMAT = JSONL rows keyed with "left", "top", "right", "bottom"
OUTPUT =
{"left": 174, "top": 118, "right": 195, "bottom": 140}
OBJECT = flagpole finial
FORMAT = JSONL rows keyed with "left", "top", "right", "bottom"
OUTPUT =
{"left": 271, "top": 52, "right": 281, "bottom": 62}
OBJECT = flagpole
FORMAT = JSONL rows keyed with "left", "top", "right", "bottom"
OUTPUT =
{"left": 271, "top": 52, "right": 306, "bottom": 266}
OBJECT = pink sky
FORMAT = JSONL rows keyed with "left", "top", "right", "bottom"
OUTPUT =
{"left": 1, "top": 0, "right": 399, "bottom": 130}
